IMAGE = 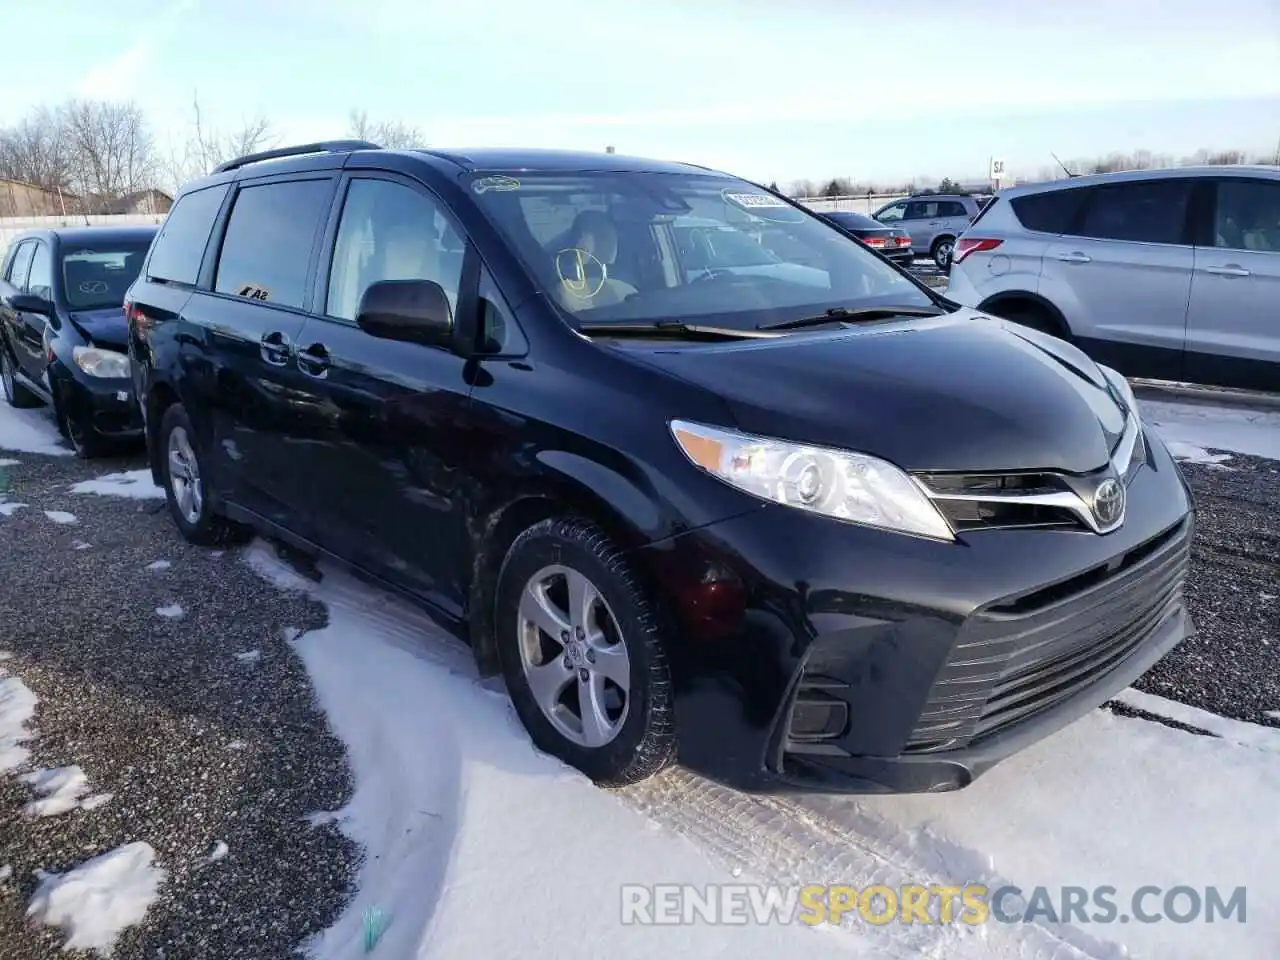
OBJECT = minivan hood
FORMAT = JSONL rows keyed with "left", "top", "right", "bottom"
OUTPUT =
{"left": 68, "top": 308, "right": 128, "bottom": 350}
{"left": 624, "top": 310, "right": 1128, "bottom": 474}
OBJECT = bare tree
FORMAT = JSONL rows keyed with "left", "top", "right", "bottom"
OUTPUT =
{"left": 60, "top": 100, "right": 158, "bottom": 212}
{"left": 164, "top": 93, "right": 278, "bottom": 187}
{"left": 0, "top": 105, "right": 75, "bottom": 192}
{"left": 347, "top": 108, "right": 423, "bottom": 150}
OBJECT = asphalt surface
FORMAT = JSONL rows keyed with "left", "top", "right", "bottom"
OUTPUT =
{"left": 0, "top": 450, "right": 356, "bottom": 960}
{"left": 0, "top": 398, "right": 1277, "bottom": 958}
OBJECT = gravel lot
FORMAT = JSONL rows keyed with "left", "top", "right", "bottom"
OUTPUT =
{"left": 0, "top": 404, "right": 1276, "bottom": 958}
{"left": 0, "top": 451, "right": 356, "bottom": 960}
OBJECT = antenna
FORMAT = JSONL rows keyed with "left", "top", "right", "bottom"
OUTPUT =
{"left": 1051, "top": 152, "right": 1078, "bottom": 179}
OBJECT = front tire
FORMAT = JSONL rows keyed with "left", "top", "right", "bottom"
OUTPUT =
{"left": 157, "top": 403, "right": 250, "bottom": 547}
{"left": 54, "top": 384, "right": 111, "bottom": 460}
{"left": 1, "top": 344, "right": 41, "bottom": 409}
{"left": 494, "top": 517, "right": 676, "bottom": 786}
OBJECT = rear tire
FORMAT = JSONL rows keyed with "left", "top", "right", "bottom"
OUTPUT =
{"left": 1, "top": 343, "right": 41, "bottom": 409}
{"left": 931, "top": 236, "right": 955, "bottom": 271}
{"left": 157, "top": 402, "right": 251, "bottom": 547}
{"left": 494, "top": 517, "right": 676, "bottom": 786}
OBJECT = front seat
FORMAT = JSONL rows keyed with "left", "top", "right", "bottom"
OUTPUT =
{"left": 554, "top": 210, "right": 637, "bottom": 310}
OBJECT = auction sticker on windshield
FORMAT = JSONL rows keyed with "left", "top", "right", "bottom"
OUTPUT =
{"left": 722, "top": 191, "right": 788, "bottom": 209}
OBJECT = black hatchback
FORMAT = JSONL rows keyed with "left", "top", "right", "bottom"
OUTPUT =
{"left": 127, "top": 141, "right": 1194, "bottom": 793}
{"left": 1, "top": 226, "right": 157, "bottom": 456}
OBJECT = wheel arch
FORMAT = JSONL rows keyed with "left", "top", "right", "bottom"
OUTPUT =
{"left": 465, "top": 455, "right": 670, "bottom": 678}
{"left": 144, "top": 380, "right": 182, "bottom": 485}
{"left": 978, "top": 290, "right": 1073, "bottom": 338}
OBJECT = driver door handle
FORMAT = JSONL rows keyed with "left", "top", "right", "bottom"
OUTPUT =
{"left": 1056, "top": 251, "right": 1092, "bottom": 264}
{"left": 259, "top": 331, "right": 293, "bottom": 366}
{"left": 1202, "top": 264, "right": 1250, "bottom": 278}
{"left": 296, "top": 342, "right": 331, "bottom": 378}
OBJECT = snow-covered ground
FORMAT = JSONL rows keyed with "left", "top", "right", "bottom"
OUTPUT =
{"left": 2, "top": 387, "right": 1277, "bottom": 957}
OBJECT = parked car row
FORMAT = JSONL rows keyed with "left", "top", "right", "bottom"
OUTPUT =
{"left": 3, "top": 142, "right": 1196, "bottom": 798}
{"left": 947, "top": 166, "right": 1280, "bottom": 393}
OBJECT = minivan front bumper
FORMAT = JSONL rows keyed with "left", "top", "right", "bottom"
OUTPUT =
{"left": 639, "top": 432, "right": 1194, "bottom": 794}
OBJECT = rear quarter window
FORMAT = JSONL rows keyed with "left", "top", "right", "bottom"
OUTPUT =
{"left": 147, "top": 183, "right": 229, "bottom": 285}
{"left": 1009, "top": 188, "right": 1090, "bottom": 234}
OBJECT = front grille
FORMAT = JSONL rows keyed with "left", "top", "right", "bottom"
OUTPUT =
{"left": 904, "top": 518, "right": 1190, "bottom": 753}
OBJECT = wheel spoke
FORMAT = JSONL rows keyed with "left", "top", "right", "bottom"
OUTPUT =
{"left": 566, "top": 569, "right": 600, "bottom": 633}
{"left": 578, "top": 672, "right": 614, "bottom": 747}
{"left": 175, "top": 482, "right": 194, "bottom": 518}
{"left": 591, "top": 642, "right": 630, "bottom": 690}
{"left": 168, "top": 450, "right": 189, "bottom": 481}
{"left": 519, "top": 585, "right": 570, "bottom": 641}
{"left": 526, "top": 657, "right": 572, "bottom": 713}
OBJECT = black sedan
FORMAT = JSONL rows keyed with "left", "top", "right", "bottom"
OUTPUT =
{"left": 818, "top": 210, "right": 914, "bottom": 267}
{"left": 1, "top": 226, "right": 157, "bottom": 457}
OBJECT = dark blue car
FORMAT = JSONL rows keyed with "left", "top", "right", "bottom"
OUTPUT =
{"left": 1, "top": 225, "right": 158, "bottom": 456}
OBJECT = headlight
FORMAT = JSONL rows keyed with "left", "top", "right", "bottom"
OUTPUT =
{"left": 73, "top": 346, "right": 131, "bottom": 379}
{"left": 670, "top": 420, "right": 954, "bottom": 541}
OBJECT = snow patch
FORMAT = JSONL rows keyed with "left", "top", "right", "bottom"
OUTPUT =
{"left": 155, "top": 603, "right": 185, "bottom": 619}
{"left": 1264, "top": 710, "right": 1280, "bottom": 721}
{"left": 26, "top": 842, "right": 165, "bottom": 954}
{"left": 208, "top": 841, "right": 229, "bottom": 863}
{"left": 44, "top": 510, "right": 78, "bottom": 525}
{"left": 0, "top": 864, "right": 11, "bottom": 882}
{"left": 1142, "top": 399, "right": 1280, "bottom": 461}
{"left": 69, "top": 470, "right": 165, "bottom": 500}
{"left": 0, "top": 673, "right": 38, "bottom": 772}
{"left": 20, "top": 766, "right": 113, "bottom": 817}
{"left": 71, "top": 540, "right": 92, "bottom": 551}
{"left": 234, "top": 649, "right": 261, "bottom": 663}
{"left": 1115, "top": 689, "right": 1280, "bottom": 753}
{"left": 226, "top": 740, "right": 246, "bottom": 751}
{"left": 247, "top": 540, "right": 851, "bottom": 960}
{"left": 0, "top": 406, "right": 71, "bottom": 456}
{"left": 0, "top": 501, "right": 27, "bottom": 517}
{"left": 145, "top": 560, "right": 171, "bottom": 571}
{"left": 0, "top": 457, "right": 19, "bottom": 466}
{"left": 1163, "top": 441, "right": 1234, "bottom": 467}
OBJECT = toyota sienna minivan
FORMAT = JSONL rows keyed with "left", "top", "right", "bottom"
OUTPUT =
{"left": 127, "top": 141, "right": 1194, "bottom": 793}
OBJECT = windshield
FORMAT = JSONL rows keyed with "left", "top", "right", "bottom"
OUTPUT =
{"left": 61, "top": 242, "right": 151, "bottom": 310}
{"left": 470, "top": 171, "right": 934, "bottom": 329}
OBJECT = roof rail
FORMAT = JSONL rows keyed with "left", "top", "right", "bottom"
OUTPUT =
{"left": 212, "top": 139, "right": 381, "bottom": 174}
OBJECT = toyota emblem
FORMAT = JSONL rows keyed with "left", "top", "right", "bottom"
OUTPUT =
{"left": 1093, "top": 478, "right": 1125, "bottom": 527}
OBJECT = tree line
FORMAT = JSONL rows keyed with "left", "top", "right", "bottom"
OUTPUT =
{"left": 787, "top": 147, "right": 1276, "bottom": 199}
{"left": 0, "top": 98, "right": 424, "bottom": 215}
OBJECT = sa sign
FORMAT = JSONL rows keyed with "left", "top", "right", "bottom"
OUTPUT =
{"left": 989, "top": 158, "right": 1007, "bottom": 180}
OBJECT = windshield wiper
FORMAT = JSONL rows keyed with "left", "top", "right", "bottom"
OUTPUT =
{"left": 757, "top": 304, "right": 946, "bottom": 332}
{"left": 577, "top": 320, "right": 781, "bottom": 340}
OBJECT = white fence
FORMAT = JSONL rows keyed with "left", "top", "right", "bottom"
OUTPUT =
{"left": 797, "top": 193, "right": 908, "bottom": 215}
{"left": 0, "top": 214, "right": 167, "bottom": 258}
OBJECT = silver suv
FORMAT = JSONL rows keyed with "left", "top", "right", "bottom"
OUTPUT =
{"left": 946, "top": 166, "right": 1280, "bottom": 392}
{"left": 873, "top": 194, "right": 990, "bottom": 270}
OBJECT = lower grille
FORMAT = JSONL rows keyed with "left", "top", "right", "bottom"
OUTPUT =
{"left": 904, "top": 518, "right": 1190, "bottom": 753}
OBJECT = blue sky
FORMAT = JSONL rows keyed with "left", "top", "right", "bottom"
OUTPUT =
{"left": 4, "top": 0, "right": 1277, "bottom": 184}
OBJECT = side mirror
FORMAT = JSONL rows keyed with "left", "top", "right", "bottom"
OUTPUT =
{"left": 355, "top": 279, "right": 453, "bottom": 349}
{"left": 7, "top": 292, "right": 53, "bottom": 316}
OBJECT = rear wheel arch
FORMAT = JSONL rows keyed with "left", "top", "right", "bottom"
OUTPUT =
{"left": 145, "top": 381, "right": 182, "bottom": 484}
{"left": 979, "top": 291, "right": 1073, "bottom": 339}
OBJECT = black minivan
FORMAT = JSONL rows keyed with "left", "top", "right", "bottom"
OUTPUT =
{"left": 127, "top": 141, "right": 1194, "bottom": 793}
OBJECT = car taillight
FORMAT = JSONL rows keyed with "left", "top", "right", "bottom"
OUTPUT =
{"left": 953, "top": 238, "right": 1003, "bottom": 264}
{"left": 896, "top": 235, "right": 912, "bottom": 246}
{"left": 863, "top": 236, "right": 886, "bottom": 247}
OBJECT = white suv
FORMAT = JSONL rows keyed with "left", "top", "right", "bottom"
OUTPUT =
{"left": 947, "top": 166, "right": 1280, "bottom": 392}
